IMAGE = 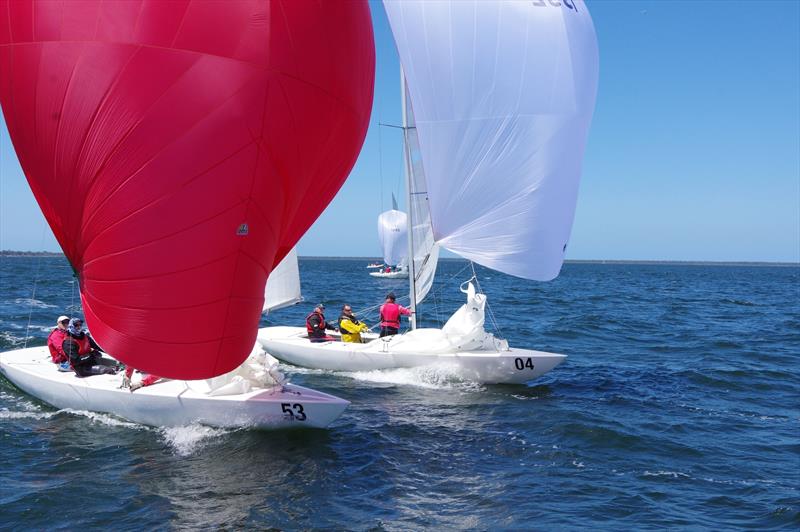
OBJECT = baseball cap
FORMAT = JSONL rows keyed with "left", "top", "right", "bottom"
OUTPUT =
{"left": 57, "top": 315, "right": 69, "bottom": 324}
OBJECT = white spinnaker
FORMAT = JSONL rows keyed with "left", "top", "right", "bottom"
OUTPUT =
{"left": 384, "top": 0, "right": 599, "bottom": 281}
{"left": 263, "top": 248, "right": 303, "bottom": 313}
{"left": 404, "top": 79, "right": 439, "bottom": 305}
{"left": 377, "top": 209, "right": 408, "bottom": 266}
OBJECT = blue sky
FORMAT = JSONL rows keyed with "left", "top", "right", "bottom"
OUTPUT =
{"left": 1, "top": 0, "right": 798, "bottom": 262}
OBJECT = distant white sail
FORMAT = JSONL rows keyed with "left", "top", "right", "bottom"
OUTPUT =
{"left": 263, "top": 248, "right": 303, "bottom": 313}
{"left": 384, "top": 0, "right": 599, "bottom": 281}
{"left": 377, "top": 209, "right": 408, "bottom": 266}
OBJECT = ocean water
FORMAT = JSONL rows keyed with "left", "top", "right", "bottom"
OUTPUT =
{"left": 0, "top": 255, "right": 798, "bottom": 529}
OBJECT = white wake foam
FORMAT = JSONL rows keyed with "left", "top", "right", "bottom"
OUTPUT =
{"left": 59, "top": 408, "right": 145, "bottom": 429}
{"left": 0, "top": 409, "right": 54, "bottom": 420}
{"left": 341, "top": 365, "right": 485, "bottom": 391}
{"left": 159, "top": 425, "right": 230, "bottom": 456}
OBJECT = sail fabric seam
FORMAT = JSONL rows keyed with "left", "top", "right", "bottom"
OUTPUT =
{"left": 213, "top": 46, "right": 274, "bottom": 376}
{"left": 70, "top": 45, "right": 142, "bottom": 209}
{"left": 78, "top": 63, "right": 253, "bottom": 235}
{"left": 0, "top": 40, "right": 367, "bottom": 119}
{"left": 79, "top": 140, "right": 258, "bottom": 257}
{"left": 273, "top": 75, "right": 303, "bottom": 244}
{"left": 168, "top": 1, "right": 192, "bottom": 49}
{"left": 81, "top": 200, "right": 248, "bottom": 270}
{"left": 51, "top": 52, "right": 83, "bottom": 258}
{"left": 438, "top": 117, "right": 579, "bottom": 247}
{"left": 75, "top": 299, "right": 255, "bottom": 346}
{"left": 81, "top": 293, "right": 234, "bottom": 313}
{"left": 82, "top": 250, "right": 240, "bottom": 284}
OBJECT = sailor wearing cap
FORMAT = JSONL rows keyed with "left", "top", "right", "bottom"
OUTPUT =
{"left": 305, "top": 303, "right": 337, "bottom": 342}
{"left": 47, "top": 315, "right": 71, "bottom": 364}
{"left": 379, "top": 292, "right": 412, "bottom": 337}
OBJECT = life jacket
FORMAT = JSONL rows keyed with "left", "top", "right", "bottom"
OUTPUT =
{"left": 338, "top": 314, "right": 359, "bottom": 329}
{"left": 380, "top": 302, "right": 402, "bottom": 328}
{"left": 62, "top": 333, "right": 93, "bottom": 364}
{"left": 47, "top": 328, "right": 67, "bottom": 363}
{"left": 305, "top": 311, "right": 326, "bottom": 337}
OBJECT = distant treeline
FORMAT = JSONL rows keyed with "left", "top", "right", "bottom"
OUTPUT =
{"left": 0, "top": 250, "right": 64, "bottom": 257}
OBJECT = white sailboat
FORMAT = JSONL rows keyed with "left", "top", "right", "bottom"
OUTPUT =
{"left": 0, "top": 0, "right": 375, "bottom": 431}
{"left": 0, "top": 248, "right": 348, "bottom": 429}
{"left": 369, "top": 194, "right": 409, "bottom": 279}
{"left": 258, "top": 0, "right": 599, "bottom": 385}
{"left": 0, "top": 346, "right": 348, "bottom": 429}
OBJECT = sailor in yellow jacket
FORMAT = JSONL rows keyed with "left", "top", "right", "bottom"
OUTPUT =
{"left": 338, "top": 305, "right": 369, "bottom": 343}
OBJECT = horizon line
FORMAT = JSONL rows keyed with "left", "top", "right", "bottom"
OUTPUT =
{"left": 1, "top": 250, "right": 797, "bottom": 267}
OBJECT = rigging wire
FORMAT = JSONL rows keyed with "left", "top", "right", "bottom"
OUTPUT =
{"left": 470, "top": 261, "right": 504, "bottom": 338}
{"left": 23, "top": 225, "right": 48, "bottom": 349}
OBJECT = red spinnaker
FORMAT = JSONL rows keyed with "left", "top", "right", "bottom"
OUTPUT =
{"left": 0, "top": 1, "right": 375, "bottom": 378}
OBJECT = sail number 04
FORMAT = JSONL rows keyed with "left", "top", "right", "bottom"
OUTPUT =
{"left": 514, "top": 357, "right": 535, "bottom": 371}
{"left": 281, "top": 403, "right": 307, "bottom": 421}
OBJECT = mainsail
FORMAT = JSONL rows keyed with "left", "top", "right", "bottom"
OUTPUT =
{"left": 402, "top": 74, "right": 439, "bottom": 306}
{"left": 263, "top": 248, "right": 303, "bottom": 313}
{"left": 0, "top": 1, "right": 375, "bottom": 379}
{"left": 384, "top": 0, "right": 599, "bottom": 281}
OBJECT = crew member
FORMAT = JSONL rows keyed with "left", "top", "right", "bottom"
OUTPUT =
{"left": 338, "top": 305, "right": 369, "bottom": 343}
{"left": 121, "top": 366, "right": 161, "bottom": 392}
{"left": 62, "top": 318, "right": 117, "bottom": 377}
{"left": 379, "top": 292, "right": 411, "bottom": 337}
{"left": 306, "top": 304, "right": 336, "bottom": 342}
{"left": 47, "top": 315, "right": 70, "bottom": 364}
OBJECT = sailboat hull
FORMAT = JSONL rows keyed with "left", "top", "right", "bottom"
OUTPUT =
{"left": 0, "top": 347, "right": 348, "bottom": 429}
{"left": 369, "top": 270, "right": 408, "bottom": 279}
{"left": 257, "top": 327, "right": 566, "bottom": 385}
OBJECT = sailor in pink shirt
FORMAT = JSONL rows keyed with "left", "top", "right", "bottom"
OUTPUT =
{"left": 379, "top": 292, "right": 411, "bottom": 337}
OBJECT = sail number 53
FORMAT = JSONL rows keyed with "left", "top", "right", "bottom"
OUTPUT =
{"left": 514, "top": 357, "right": 534, "bottom": 371}
{"left": 281, "top": 403, "right": 307, "bottom": 421}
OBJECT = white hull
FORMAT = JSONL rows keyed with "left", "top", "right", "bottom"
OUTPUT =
{"left": 366, "top": 263, "right": 384, "bottom": 269}
{"left": 0, "top": 347, "right": 348, "bottom": 429}
{"left": 257, "top": 326, "right": 566, "bottom": 385}
{"left": 369, "top": 269, "right": 408, "bottom": 279}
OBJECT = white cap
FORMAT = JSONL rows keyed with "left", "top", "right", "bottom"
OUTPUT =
{"left": 57, "top": 315, "right": 69, "bottom": 324}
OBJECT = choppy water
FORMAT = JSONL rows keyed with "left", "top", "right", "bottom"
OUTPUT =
{"left": 1, "top": 256, "right": 798, "bottom": 529}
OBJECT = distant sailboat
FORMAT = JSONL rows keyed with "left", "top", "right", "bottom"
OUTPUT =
{"left": 370, "top": 194, "right": 409, "bottom": 279}
{"left": 259, "top": 0, "right": 599, "bottom": 384}
{"left": 0, "top": 0, "right": 375, "bottom": 428}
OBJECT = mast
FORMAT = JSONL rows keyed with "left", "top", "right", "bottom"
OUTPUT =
{"left": 401, "top": 66, "right": 417, "bottom": 330}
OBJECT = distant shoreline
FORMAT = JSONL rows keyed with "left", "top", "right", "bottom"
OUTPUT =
{"left": 1, "top": 251, "right": 796, "bottom": 267}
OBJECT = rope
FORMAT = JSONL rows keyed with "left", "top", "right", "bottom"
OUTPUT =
{"left": 470, "top": 261, "right": 504, "bottom": 338}
{"left": 23, "top": 226, "right": 48, "bottom": 349}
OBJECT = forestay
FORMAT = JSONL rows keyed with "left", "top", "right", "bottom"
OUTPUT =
{"left": 384, "top": 0, "right": 599, "bottom": 281}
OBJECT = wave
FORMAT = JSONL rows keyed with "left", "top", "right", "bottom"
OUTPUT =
{"left": 282, "top": 362, "right": 486, "bottom": 391}
{"left": 12, "top": 298, "right": 56, "bottom": 309}
{"left": 57, "top": 409, "right": 146, "bottom": 429}
{"left": 159, "top": 425, "right": 231, "bottom": 456}
{"left": 0, "top": 331, "right": 26, "bottom": 347}
{"left": 0, "top": 409, "right": 54, "bottom": 421}
{"left": 340, "top": 365, "right": 486, "bottom": 392}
